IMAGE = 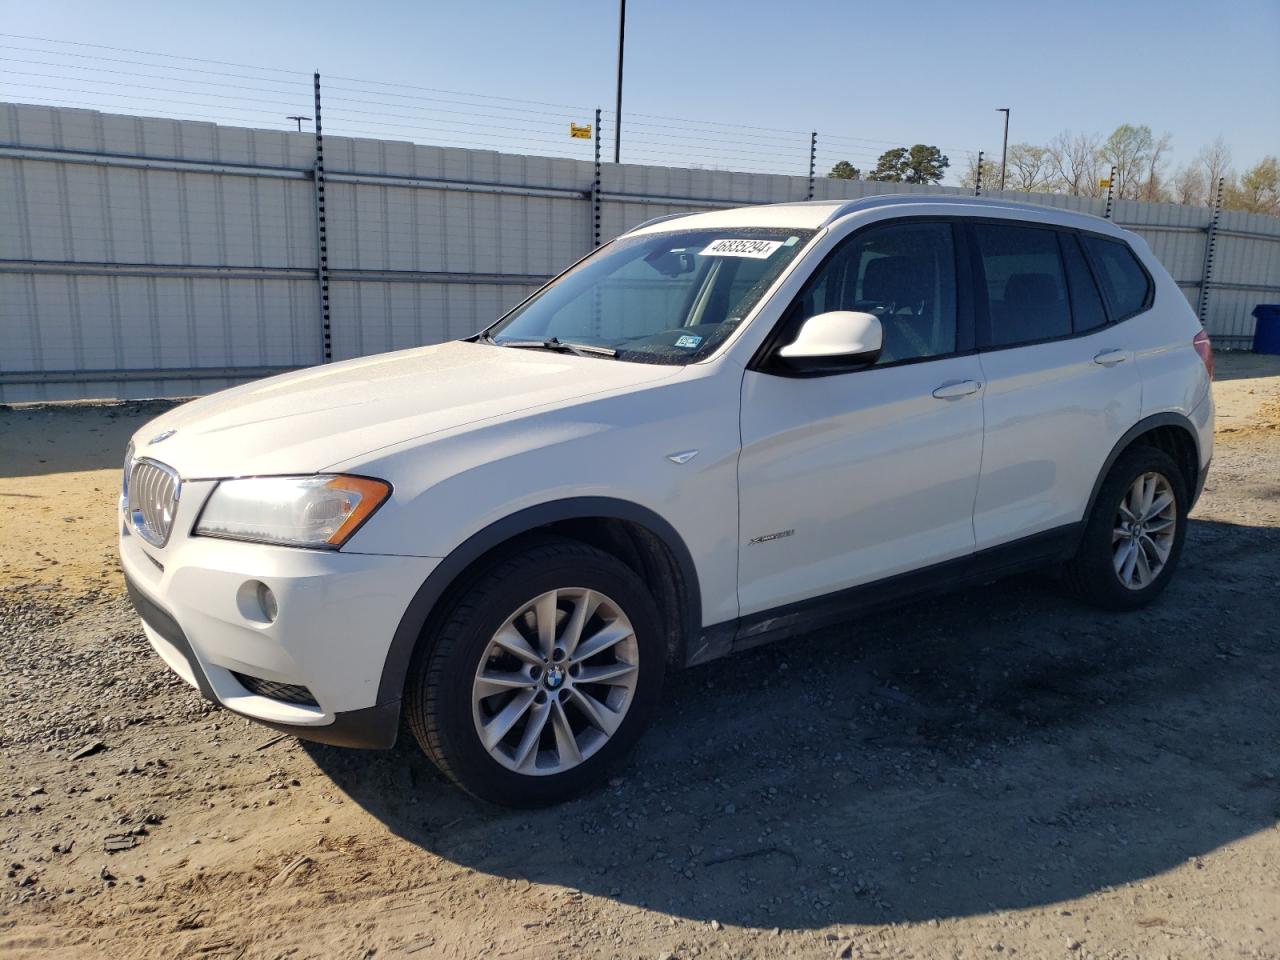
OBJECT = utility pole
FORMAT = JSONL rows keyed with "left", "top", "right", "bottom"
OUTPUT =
{"left": 613, "top": 0, "right": 626, "bottom": 164}
{"left": 286, "top": 115, "right": 311, "bottom": 132}
{"left": 996, "top": 107, "right": 1010, "bottom": 192}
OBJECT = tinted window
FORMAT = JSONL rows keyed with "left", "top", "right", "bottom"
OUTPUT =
{"left": 973, "top": 223, "right": 1071, "bottom": 347}
{"left": 799, "top": 221, "right": 957, "bottom": 364}
{"left": 1059, "top": 232, "right": 1108, "bottom": 333}
{"left": 1082, "top": 235, "right": 1152, "bottom": 319}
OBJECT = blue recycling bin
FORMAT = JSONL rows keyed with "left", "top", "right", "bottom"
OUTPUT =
{"left": 1254, "top": 304, "right": 1280, "bottom": 355}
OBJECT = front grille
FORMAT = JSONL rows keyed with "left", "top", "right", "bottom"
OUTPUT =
{"left": 127, "top": 459, "right": 180, "bottom": 547}
{"left": 231, "top": 672, "right": 319, "bottom": 707}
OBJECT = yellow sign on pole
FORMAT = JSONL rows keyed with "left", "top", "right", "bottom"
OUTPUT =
{"left": 1098, "top": 177, "right": 1112, "bottom": 189}
{"left": 569, "top": 123, "right": 592, "bottom": 140}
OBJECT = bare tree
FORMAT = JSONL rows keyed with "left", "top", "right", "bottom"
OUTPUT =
{"left": 1005, "top": 143, "right": 1055, "bottom": 192}
{"left": 956, "top": 127, "right": 1246, "bottom": 211}
{"left": 1197, "top": 137, "right": 1233, "bottom": 204}
{"left": 1138, "top": 132, "right": 1173, "bottom": 202}
{"left": 1171, "top": 164, "right": 1207, "bottom": 206}
{"left": 1046, "top": 130, "right": 1102, "bottom": 197}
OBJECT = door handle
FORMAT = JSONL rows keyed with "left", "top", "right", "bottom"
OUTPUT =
{"left": 932, "top": 379, "right": 983, "bottom": 400}
{"left": 1093, "top": 349, "right": 1129, "bottom": 367}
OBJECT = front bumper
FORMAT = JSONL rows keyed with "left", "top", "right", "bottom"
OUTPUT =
{"left": 119, "top": 481, "right": 438, "bottom": 748}
{"left": 124, "top": 574, "right": 401, "bottom": 747}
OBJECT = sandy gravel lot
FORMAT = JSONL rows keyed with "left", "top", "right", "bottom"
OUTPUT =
{"left": 1, "top": 354, "right": 1278, "bottom": 959}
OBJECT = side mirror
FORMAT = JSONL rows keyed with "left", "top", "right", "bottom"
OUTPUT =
{"left": 776, "top": 311, "right": 883, "bottom": 373}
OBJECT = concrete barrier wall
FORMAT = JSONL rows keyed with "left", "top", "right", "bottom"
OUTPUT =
{"left": 3, "top": 102, "right": 1277, "bottom": 401}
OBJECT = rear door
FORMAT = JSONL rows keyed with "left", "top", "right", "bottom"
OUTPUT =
{"left": 970, "top": 221, "right": 1142, "bottom": 548}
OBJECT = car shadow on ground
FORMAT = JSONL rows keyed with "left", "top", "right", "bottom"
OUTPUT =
{"left": 305, "top": 517, "right": 1280, "bottom": 927}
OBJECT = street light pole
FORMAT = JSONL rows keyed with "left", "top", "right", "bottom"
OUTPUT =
{"left": 613, "top": 0, "right": 626, "bottom": 164}
{"left": 286, "top": 115, "right": 311, "bottom": 132}
{"left": 996, "top": 107, "right": 1010, "bottom": 192}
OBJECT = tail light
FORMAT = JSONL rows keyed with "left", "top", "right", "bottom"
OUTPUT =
{"left": 1193, "top": 329, "right": 1214, "bottom": 380}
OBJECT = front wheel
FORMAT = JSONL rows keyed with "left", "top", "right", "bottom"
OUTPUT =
{"left": 1063, "top": 445, "right": 1189, "bottom": 610}
{"left": 404, "top": 538, "right": 665, "bottom": 806}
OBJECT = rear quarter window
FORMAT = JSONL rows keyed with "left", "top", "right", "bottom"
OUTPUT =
{"left": 1081, "top": 235, "right": 1153, "bottom": 320}
{"left": 1058, "top": 232, "right": 1108, "bottom": 334}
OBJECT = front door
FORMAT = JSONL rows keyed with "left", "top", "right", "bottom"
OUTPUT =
{"left": 736, "top": 220, "right": 984, "bottom": 616}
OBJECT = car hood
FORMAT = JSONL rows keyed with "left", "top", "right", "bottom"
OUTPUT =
{"left": 132, "top": 341, "right": 682, "bottom": 478}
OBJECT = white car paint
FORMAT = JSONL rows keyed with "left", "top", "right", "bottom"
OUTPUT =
{"left": 137, "top": 340, "right": 683, "bottom": 479}
{"left": 972, "top": 326, "right": 1144, "bottom": 548}
{"left": 737, "top": 352, "right": 985, "bottom": 614}
{"left": 120, "top": 195, "right": 1213, "bottom": 739}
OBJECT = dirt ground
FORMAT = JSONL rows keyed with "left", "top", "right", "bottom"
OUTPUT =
{"left": 1, "top": 354, "right": 1278, "bottom": 960}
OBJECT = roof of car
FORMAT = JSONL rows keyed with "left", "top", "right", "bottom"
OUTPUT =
{"left": 625, "top": 193, "right": 1126, "bottom": 238}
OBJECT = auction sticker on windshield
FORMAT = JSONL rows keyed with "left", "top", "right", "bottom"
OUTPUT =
{"left": 701, "top": 238, "right": 784, "bottom": 259}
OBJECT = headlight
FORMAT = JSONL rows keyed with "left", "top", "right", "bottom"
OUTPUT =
{"left": 193, "top": 475, "right": 391, "bottom": 549}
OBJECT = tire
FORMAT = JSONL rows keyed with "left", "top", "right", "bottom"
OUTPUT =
{"left": 404, "top": 537, "right": 665, "bottom": 806}
{"left": 1063, "top": 445, "right": 1189, "bottom": 610}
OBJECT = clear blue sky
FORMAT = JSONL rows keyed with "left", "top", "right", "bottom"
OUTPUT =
{"left": 2, "top": 0, "right": 1276, "bottom": 183}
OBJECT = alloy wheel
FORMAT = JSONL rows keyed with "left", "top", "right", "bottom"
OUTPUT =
{"left": 471, "top": 588, "right": 639, "bottom": 775}
{"left": 1112, "top": 471, "right": 1177, "bottom": 590}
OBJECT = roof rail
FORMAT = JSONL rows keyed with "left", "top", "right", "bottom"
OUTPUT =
{"left": 818, "top": 192, "right": 1111, "bottom": 228}
{"left": 626, "top": 211, "right": 696, "bottom": 233}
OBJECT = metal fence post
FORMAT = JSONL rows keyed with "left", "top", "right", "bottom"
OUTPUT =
{"left": 312, "top": 71, "right": 332, "bottom": 363}
{"left": 592, "top": 107, "right": 602, "bottom": 248}
{"left": 1197, "top": 176, "right": 1225, "bottom": 325}
{"left": 1103, "top": 165, "right": 1117, "bottom": 219}
{"left": 974, "top": 151, "right": 984, "bottom": 196}
{"left": 807, "top": 131, "right": 817, "bottom": 200}
{"left": 591, "top": 107, "right": 604, "bottom": 337}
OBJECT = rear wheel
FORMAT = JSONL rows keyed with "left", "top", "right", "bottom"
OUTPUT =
{"left": 1063, "top": 445, "right": 1188, "bottom": 610}
{"left": 404, "top": 538, "right": 665, "bottom": 806}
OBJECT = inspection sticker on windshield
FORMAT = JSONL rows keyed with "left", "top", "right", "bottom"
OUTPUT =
{"left": 674, "top": 334, "right": 703, "bottom": 349}
{"left": 701, "top": 238, "right": 784, "bottom": 259}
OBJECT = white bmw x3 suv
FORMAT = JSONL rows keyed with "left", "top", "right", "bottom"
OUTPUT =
{"left": 120, "top": 195, "right": 1214, "bottom": 805}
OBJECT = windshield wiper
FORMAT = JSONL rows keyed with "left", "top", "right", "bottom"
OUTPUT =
{"left": 490, "top": 336, "right": 617, "bottom": 358}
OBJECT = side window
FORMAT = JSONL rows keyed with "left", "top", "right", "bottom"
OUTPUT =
{"left": 972, "top": 223, "right": 1072, "bottom": 347}
{"left": 799, "top": 222, "right": 957, "bottom": 364}
{"left": 1081, "top": 235, "right": 1153, "bottom": 320}
{"left": 1058, "top": 232, "right": 1108, "bottom": 333}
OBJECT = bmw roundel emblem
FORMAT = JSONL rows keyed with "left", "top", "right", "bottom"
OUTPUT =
{"left": 148, "top": 429, "right": 177, "bottom": 445}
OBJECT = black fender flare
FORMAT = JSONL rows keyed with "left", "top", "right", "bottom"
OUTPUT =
{"left": 375, "top": 497, "right": 702, "bottom": 704}
{"left": 1081, "top": 411, "right": 1202, "bottom": 524}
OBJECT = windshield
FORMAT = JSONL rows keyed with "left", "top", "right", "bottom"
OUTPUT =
{"left": 485, "top": 227, "right": 816, "bottom": 364}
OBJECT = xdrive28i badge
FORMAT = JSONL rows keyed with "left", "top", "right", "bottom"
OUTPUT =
{"left": 749, "top": 529, "right": 795, "bottom": 545}
{"left": 148, "top": 429, "right": 177, "bottom": 445}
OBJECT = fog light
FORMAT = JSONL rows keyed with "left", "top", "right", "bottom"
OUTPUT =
{"left": 256, "top": 582, "right": 278, "bottom": 622}
{"left": 236, "top": 580, "right": 279, "bottom": 624}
